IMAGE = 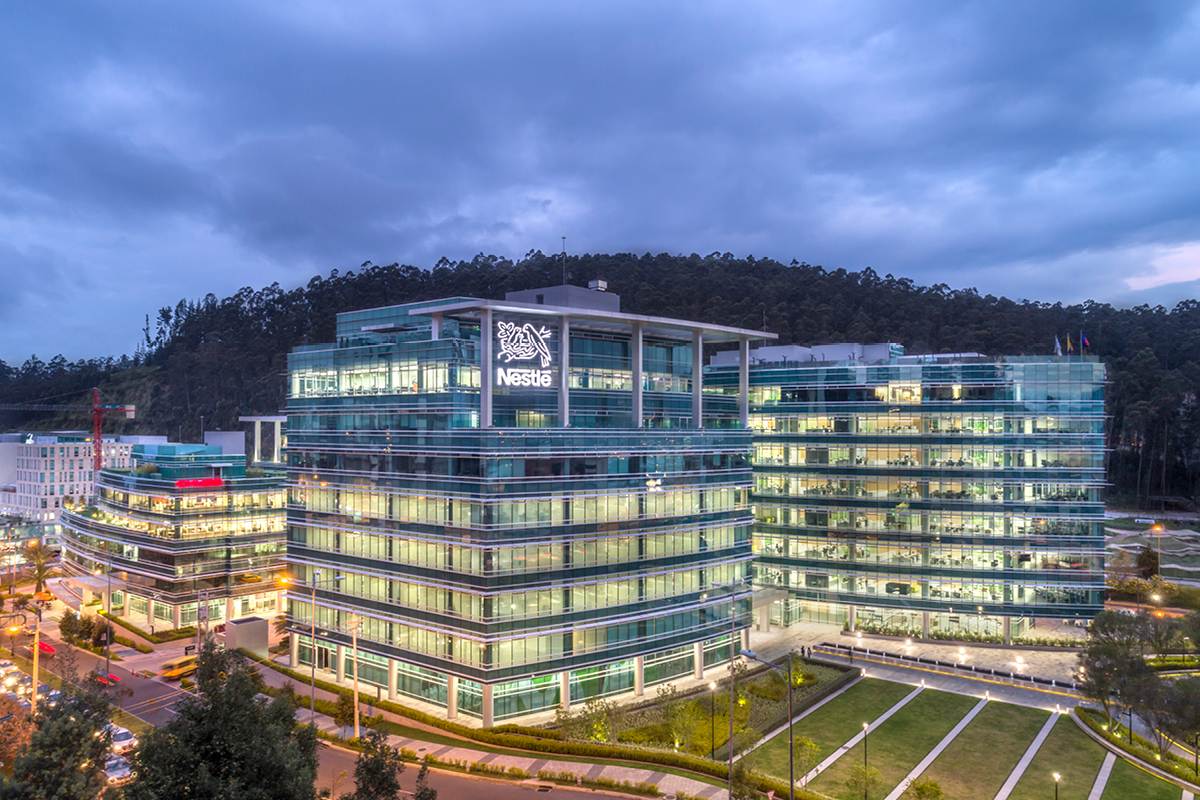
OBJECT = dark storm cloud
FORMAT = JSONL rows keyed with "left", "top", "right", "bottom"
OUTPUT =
{"left": 1, "top": 0, "right": 1198, "bottom": 360}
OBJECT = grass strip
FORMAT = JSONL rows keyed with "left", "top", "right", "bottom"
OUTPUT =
{"left": 1007, "top": 715, "right": 1105, "bottom": 800}
{"left": 920, "top": 700, "right": 1050, "bottom": 799}
{"left": 1099, "top": 755, "right": 1181, "bottom": 800}
{"left": 744, "top": 678, "right": 912, "bottom": 781}
{"left": 810, "top": 689, "right": 978, "bottom": 800}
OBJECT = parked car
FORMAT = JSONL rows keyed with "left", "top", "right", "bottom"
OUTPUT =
{"left": 105, "top": 724, "right": 138, "bottom": 755}
{"left": 103, "top": 755, "right": 133, "bottom": 786}
{"left": 91, "top": 671, "right": 122, "bottom": 687}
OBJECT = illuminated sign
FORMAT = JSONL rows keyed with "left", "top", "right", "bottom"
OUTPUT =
{"left": 175, "top": 477, "right": 225, "bottom": 489}
{"left": 496, "top": 321, "right": 554, "bottom": 387}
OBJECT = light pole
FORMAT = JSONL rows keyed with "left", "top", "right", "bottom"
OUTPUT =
{"left": 310, "top": 569, "right": 320, "bottom": 725}
{"left": 708, "top": 680, "right": 717, "bottom": 759}
{"left": 30, "top": 605, "right": 41, "bottom": 716}
{"left": 742, "top": 648, "right": 795, "bottom": 800}
{"left": 349, "top": 613, "right": 361, "bottom": 740}
{"left": 1052, "top": 771, "right": 1061, "bottom": 800}
{"left": 104, "top": 555, "right": 113, "bottom": 675}
{"left": 5, "top": 623, "right": 17, "bottom": 657}
{"left": 862, "top": 721, "right": 870, "bottom": 800}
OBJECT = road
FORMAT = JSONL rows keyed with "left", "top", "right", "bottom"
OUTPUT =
{"left": 24, "top": 614, "right": 614, "bottom": 800}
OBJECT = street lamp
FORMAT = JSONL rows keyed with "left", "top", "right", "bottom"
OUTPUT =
{"left": 708, "top": 680, "right": 718, "bottom": 759}
{"left": 1052, "top": 771, "right": 1061, "bottom": 800}
{"left": 742, "top": 648, "right": 796, "bottom": 800}
{"left": 5, "top": 624, "right": 18, "bottom": 656}
{"left": 348, "top": 613, "right": 362, "bottom": 740}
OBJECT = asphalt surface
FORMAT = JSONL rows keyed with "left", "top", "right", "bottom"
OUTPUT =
{"left": 25, "top": 623, "right": 613, "bottom": 800}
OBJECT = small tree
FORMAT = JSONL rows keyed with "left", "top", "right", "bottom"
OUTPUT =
{"left": 904, "top": 776, "right": 946, "bottom": 800}
{"left": 413, "top": 759, "right": 438, "bottom": 800}
{"left": 24, "top": 540, "right": 53, "bottom": 594}
{"left": 793, "top": 734, "right": 820, "bottom": 786}
{"left": 333, "top": 691, "right": 356, "bottom": 735}
{"left": 91, "top": 618, "right": 113, "bottom": 649}
{"left": 1137, "top": 545, "right": 1160, "bottom": 579}
{"left": 58, "top": 609, "right": 79, "bottom": 643}
{"left": 0, "top": 693, "right": 34, "bottom": 772}
{"left": 340, "top": 729, "right": 404, "bottom": 800}
{"left": 845, "top": 764, "right": 883, "bottom": 799}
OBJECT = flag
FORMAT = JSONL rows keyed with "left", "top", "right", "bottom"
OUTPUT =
{"left": 1054, "top": 336, "right": 1062, "bottom": 356}
{"left": 1081, "top": 330, "right": 1090, "bottom": 351}
{"left": 1066, "top": 333, "right": 1075, "bottom": 353}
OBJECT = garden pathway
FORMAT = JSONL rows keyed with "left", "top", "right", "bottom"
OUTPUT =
{"left": 798, "top": 684, "right": 924, "bottom": 785}
{"left": 1086, "top": 752, "right": 1115, "bottom": 800}
{"left": 994, "top": 713, "right": 1061, "bottom": 800}
{"left": 882, "top": 696, "right": 989, "bottom": 800}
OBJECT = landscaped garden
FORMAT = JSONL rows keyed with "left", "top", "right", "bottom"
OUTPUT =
{"left": 918, "top": 701, "right": 1050, "bottom": 798}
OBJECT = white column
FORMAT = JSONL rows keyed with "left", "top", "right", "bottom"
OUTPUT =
{"left": 172, "top": 605, "right": 181, "bottom": 629}
{"left": 1003, "top": 616, "right": 1012, "bottom": 645}
{"left": 481, "top": 684, "right": 494, "bottom": 728}
{"left": 290, "top": 633, "right": 299, "bottom": 667}
{"left": 692, "top": 331, "right": 704, "bottom": 428}
{"left": 558, "top": 316, "right": 570, "bottom": 427}
{"left": 631, "top": 322, "right": 644, "bottom": 427}
{"left": 559, "top": 671, "right": 571, "bottom": 709}
{"left": 480, "top": 308, "right": 493, "bottom": 428}
{"left": 387, "top": 658, "right": 398, "bottom": 702}
{"left": 756, "top": 603, "right": 771, "bottom": 632}
{"left": 634, "top": 656, "right": 645, "bottom": 697}
{"left": 252, "top": 422, "right": 262, "bottom": 464}
{"left": 430, "top": 312, "right": 442, "bottom": 340}
{"left": 922, "top": 612, "right": 930, "bottom": 638}
{"left": 693, "top": 642, "right": 705, "bottom": 679}
{"left": 225, "top": 596, "right": 235, "bottom": 624}
{"left": 738, "top": 338, "right": 750, "bottom": 427}
{"left": 146, "top": 597, "right": 155, "bottom": 627}
{"left": 847, "top": 606, "right": 857, "bottom": 632}
{"left": 272, "top": 420, "right": 282, "bottom": 463}
{"left": 335, "top": 644, "right": 346, "bottom": 682}
{"left": 446, "top": 675, "right": 458, "bottom": 719}
{"left": 740, "top": 628, "right": 750, "bottom": 652}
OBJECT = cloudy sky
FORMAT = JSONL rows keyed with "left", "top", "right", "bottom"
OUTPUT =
{"left": 2, "top": 1, "right": 1198, "bottom": 361}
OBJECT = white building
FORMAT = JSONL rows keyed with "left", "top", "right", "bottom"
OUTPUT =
{"left": 0, "top": 432, "right": 167, "bottom": 522}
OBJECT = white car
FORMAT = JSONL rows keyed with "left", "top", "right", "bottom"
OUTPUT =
{"left": 103, "top": 755, "right": 133, "bottom": 786}
{"left": 105, "top": 724, "right": 138, "bottom": 755}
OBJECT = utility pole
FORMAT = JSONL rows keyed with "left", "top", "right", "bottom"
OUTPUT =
{"left": 350, "top": 613, "right": 361, "bottom": 739}
{"left": 30, "top": 606, "right": 41, "bottom": 716}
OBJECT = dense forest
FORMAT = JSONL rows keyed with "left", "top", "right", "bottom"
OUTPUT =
{"left": 1, "top": 252, "right": 1198, "bottom": 508}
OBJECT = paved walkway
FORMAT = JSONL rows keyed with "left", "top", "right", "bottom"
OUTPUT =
{"left": 1087, "top": 752, "right": 1116, "bottom": 800}
{"left": 994, "top": 713, "right": 1062, "bottom": 800}
{"left": 800, "top": 684, "right": 924, "bottom": 785}
{"left": 883, "top": 696, "right": 989, "bottom": 800}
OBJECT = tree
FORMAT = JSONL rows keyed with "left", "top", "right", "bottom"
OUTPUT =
{"left": 413, "top": 759, "right": 437, "bottom": 800}
{"left": 1147, "top": 615, "right": 1180, "bottom": 656}
{"left": 1, "top": 685, "right": 111, "bottom": 799}
{"left": 793, "top": 735, "right": 820, "bottom": 786}
{"left": 845, "top": 764, "right": 883, "bottom": 799}
{"left": 1137, "top": 545, "right": 1160, "bottom": 579}
{"left": 903, "top": 777, "right": 945, "bottom": 800}
{"left": 0, "top": 694, "right": 34, "bottom": 774}
{"left": 340, "top": 729, "right": 404, "bottom": 800}
{"left": 728, "top": 761, "right": 757, "bottom": 800}
{"left": 126, "top": 639, "right": 318, "bottom": 800}
{"left": 333, "top": 692, "right": 356, "bottom": 735}
{"left": 23, "top": 542, "right": 52, "bottom": 594}
{"left": 1166, "top": 678, "right": 1200, "bottom": 777}
{"left": 658, "top": 685, "right": 702, "bottom": 751}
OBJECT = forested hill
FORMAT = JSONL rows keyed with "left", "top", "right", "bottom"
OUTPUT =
{"left": 1, "top": 252, "right": 1198, "bottom": 507}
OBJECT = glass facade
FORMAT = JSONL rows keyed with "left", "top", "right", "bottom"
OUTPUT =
{"left": 707, "top": 348, "right": 1106, "bottom": 642}
{"left": 59, "top": 443, "right": 286, "bottom": 629}
{"left": 285, "top": 288, "right": 762, "bottom": 725}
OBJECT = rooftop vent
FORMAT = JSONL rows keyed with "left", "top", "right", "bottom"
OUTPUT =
{"left": 588, "top": 279, "right": 608, "bottom": 292}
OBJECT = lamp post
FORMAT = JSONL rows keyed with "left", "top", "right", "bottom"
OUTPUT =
{"left": 104, "top": 555, "right": 113, "bottom": 675}
{"left": 5, "top": 623, "right": 17, "bottom": 657}
{"left": 862, "top": 721, "right": 870, "bottom": 800}
{"left": 1052, "top": 771, "right": 1061, "bottom": 800}
{"left": 349, "top": 613, "right": 361, "bottom": 740}
{"left": 708, "top": 680, "right": 717, "bottom": 759}
{"left": 310, "top": 569, "right": 321, "bottom": 726}
{"left": 742, "top": 649, "right": 795, "bottom": 800}
{"left": 29, "top": 605, "right": 41, "bottom": 717}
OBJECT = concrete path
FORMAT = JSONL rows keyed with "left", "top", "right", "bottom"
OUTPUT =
{"left": 1086, "top": 752, "right": 1115, "bottom": 800}
{"left": 799, "top": 684, "right": 925, "bottom": 785}
{"left": 1183, "top": 790, "right": 1194, "bottom": 800}
{"left": 994, "top": 713, "right": 1061, "bottom": 800}
{"left": 883, "top": 696, "right": 989, "bottom": 800}
{"left": 735, "top": 675, "right": 863, "bottom": 761}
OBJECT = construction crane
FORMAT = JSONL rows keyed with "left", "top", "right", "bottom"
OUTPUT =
{"left": 0, "top": 387, "right": 136, "bottom": 471}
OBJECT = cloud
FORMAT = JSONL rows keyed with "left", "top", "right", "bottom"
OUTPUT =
{"left": 0, "top": 1, "right": 1198, "bottom": 359}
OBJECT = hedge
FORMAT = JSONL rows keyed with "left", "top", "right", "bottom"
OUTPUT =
{"left": 100, "top": 611, "right": 196, "bottom": 644}
{"left": 1077, "top": 707, "right": 1200, "bottom": 788}
{"left": 114, "top": 634, "right": 154, "bottom": 654}
{"left": 244, "top": 648, "right": 833, "bottom": 797}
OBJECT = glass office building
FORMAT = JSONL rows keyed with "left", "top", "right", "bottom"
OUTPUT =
{"left": 284, "top": 284, "right": 769, "bottom": 725}
{"left": 59, "top": 443, "right": 286, "bottom": 630}
{"left": 707, "top": 344, "right": 1106, "bottom": 643}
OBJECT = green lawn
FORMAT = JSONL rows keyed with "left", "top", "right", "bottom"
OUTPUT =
{"left": 1008, "top": 717, "right": 1107, "bottom": 800}
{"left": 1100, "top": 756, "right": 1182, "bottom": 800}
{"left": 919, "top": 701, "right": 1050, "bottom": 800}
{"left": 744, "top": 678, "right": 913, "bottom": 781}
{"left": 809, "top": 689, "right": 979, "bottom": 800}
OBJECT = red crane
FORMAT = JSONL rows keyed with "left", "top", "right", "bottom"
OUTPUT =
{"left": 0, "top": 387, "right": 136, "bottom": 472}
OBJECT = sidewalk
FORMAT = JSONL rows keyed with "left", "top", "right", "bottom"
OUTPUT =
{"left": 257, "top": 656, "right": 731, "bottom": 799}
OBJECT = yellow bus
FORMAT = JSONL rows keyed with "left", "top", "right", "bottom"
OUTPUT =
{"left": 160, "top": 654, "right": 197, "bottom": 681}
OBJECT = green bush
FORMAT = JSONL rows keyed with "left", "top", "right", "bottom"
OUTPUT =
{"left": 101, "top": 612, "right": 196, "bottom": 644}
{"left": 1077, "top": 708, "right": 1200, "bottom": 786}
{"left": 113, "top": 634, "right": 153, "bottom": 654}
